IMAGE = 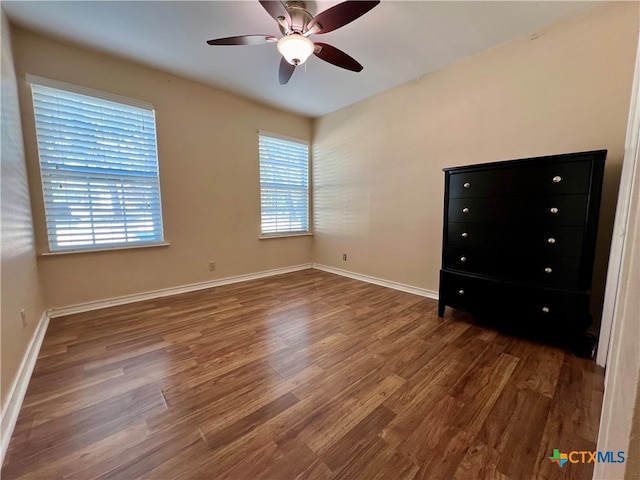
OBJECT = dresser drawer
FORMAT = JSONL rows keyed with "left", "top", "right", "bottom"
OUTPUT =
{"left": 448, "top": 195, "right": 588, "bottom": 225}
{"left": 446, "top": 223, "right": 584, "bottom": 257}
{"left": 439, "top": 270, "right": 486, "bottom": 314}
{"left": 439, "top": 270, "right": 590, "bottom": 334}
{"left": 443, "top": 247, "right": 582, "bottom": 288}
{"left": 447, "top": 223, "right": 582, "bottom": 251}
{"left": 448, "top": 159, "right": 593, "bottom": 198}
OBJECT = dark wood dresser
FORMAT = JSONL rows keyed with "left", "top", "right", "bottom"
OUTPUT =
{"left": 438, "top": 150, "right": 606, "bottom": 352}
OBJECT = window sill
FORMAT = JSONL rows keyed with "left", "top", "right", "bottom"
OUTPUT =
{"left": 40, "top": 242, "right": 170, "bottom": 256}
{"left": 259, "top": 232, "right": 313, "bottom": 240}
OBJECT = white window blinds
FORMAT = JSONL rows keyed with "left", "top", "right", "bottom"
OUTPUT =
{"left": 30, "top": 79, "right": 164, "bottom": 252}
{"left": 259, "top": 133, "right": 309, "bottom": 235}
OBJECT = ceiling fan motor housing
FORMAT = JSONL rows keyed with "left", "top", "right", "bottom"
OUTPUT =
{"left": 281, "top": 1, "right": 313, "bottom": 34}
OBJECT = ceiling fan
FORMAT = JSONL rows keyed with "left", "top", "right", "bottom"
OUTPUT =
{"left": 206, "top": 1, "right": 380, "bottom": 84}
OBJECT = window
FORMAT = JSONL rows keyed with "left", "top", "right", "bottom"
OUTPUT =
{"left": 259, "top": 132, "right": 310, "bottom": 236}
{"left": 29, "top": 76, "right": 164, "bottom": 252}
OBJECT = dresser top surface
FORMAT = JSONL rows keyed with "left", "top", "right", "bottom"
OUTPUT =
{"left": 442, "top": 149, "right": 607, "bottom": 173}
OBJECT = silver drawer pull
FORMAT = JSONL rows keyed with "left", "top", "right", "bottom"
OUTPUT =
{"left": 462, "top": 207, "right": 470, "bottom": 214}
{"left": 544, "top": 267, "right": 553, "bottom": 273}
{"left": 542, "top": 306, "right": 550, "bottom": 313}
{"left": 547, "top": 237, "right": 556, "bottom": 244}
{"left": 460, "top": 256, "right": 467, "bottom": 263}
{"left": 463, "top": 182, "right": 471, "bottom": 189}
{"left": 461, "top": 232, "right": 469, "bottom": 238}
{"left": 458, "top": 289, "right": 465, "bottom": 296}
{"left": 552, "top": 176, "right": 562, "bottom": 183}
{"left": 550, "top": 207, "right": 559, "bottom": 214}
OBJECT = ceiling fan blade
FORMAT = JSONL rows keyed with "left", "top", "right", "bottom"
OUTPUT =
{"left": 207, "top": 35, "right": 276, "bottom": 46}
{"left": 259, "top": 1, "right": 291, "bottom": 28}
{"left": 313, "top": 43, "right": 363, "bottom": 72}
{"left": 279, "top": 58, "right": 296, "bottom": 84}
{"left": 307, "top": 1, "right": 379, "bottom": 34}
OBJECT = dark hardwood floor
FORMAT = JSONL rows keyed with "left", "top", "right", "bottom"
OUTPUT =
{"left": 2, "top": 269, "right": 604, "bottom": 479}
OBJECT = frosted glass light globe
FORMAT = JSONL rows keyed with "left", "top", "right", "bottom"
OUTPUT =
{"left": 277, "top": 34, "right": 314, "bottom": 66}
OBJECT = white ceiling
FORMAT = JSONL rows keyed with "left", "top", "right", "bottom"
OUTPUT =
{"left": 3, "top": 1, "right": 597, "bottom": 118}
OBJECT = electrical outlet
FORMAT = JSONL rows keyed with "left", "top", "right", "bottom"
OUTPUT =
{"left": 208, "top": 261, "right": 216, "bottom": 272}
{"left": 20, "top": 309, "right": 27, "bottom": 328}
{"left": 343, "top": 254, "right": 347, "bottom": 261}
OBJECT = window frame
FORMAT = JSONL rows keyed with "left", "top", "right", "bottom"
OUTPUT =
{"left": 258, "top": 130, "right": 311, "bottom": 238}
{"left": 27, "top": 75, "right": 166, "bottom": 254}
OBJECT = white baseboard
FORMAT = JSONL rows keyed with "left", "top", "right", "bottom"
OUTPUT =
{"left": 47, "top": 262, "right": 436, "bottom": 318}
{"left": 312, "top": 263, "right": 439, "bottom": 300}
{"left": 1, "top": 312, "right": 50, "bottom": 464}
{"left": 47, "top": 263, "right": 312, "bottom": 318}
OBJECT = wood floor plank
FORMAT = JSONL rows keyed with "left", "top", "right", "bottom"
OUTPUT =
{"left": 31, "top": 423, "right": 151, "bottom": 479}
{"left": 321, "top": 404, "right": 397, "bottom": 472}
{"left": 298, "top": 374, "right": 405, "bottom": 455}
{"left": 504, "top": 340, "right": 565, "bottom": 398}
{"left": 332, "top": 436, "right": 420, "bottom": 480}
{"left": 96, "top": 426, "right": 210, "bottom": 480}
{"left": 412, "top": 425, "right": 473, "bottom": 480}
{"left": 449, "top": 350, "right": 520, "bottom": 437}
{"left": 3, "top": 384, "right": 168, "bottom": 479}
{"left": 452, "top": 439, "right": 511, "bottom": 480}
{"left": 488, "top": 387, "right": 552, "bottom": 479}
{"left": 197, "top": 365, "right": 323, "bottom": 439}
{"left": 1, "top": 269, "right": 604, "bottom": 480}
{"left": 530, "top": 355, "right": 603, "bottom": 480}
{"left": 292, "top": 348, "right": 385, "bottom": 401}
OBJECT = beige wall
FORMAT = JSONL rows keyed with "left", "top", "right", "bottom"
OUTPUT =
{"left": 11, "top": 28, "right": 312, "bottom": 309}
{"left": 0, "top": 11, "right": 46, "bottom": 409}
{"left": 312, "top": 3, "right": 639, "bottom": 325}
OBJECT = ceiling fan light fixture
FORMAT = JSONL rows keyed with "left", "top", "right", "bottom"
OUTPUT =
{"left": 277, "top": 34, "right": 314, "bottom": 65}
